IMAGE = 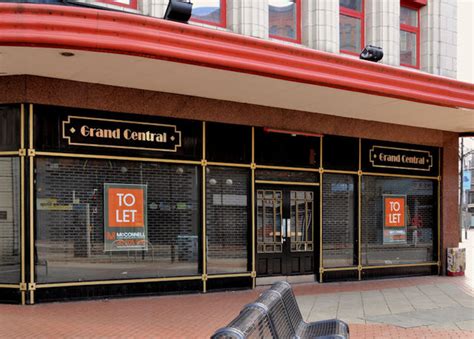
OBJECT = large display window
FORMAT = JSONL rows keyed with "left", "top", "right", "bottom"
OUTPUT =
{"left": 361, "top": 177, "right": 436, "bottom": 266}
{"left": 35, "top": 158, "right": 200, "bottom": 283}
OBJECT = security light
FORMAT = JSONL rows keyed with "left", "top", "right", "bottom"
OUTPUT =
{"left": 359, "top": 45, "right": 383, "bottom": 62}
{"left": 164, "top": 0, "right": 193, "bottom": 24}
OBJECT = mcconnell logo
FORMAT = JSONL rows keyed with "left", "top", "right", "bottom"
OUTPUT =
{"left": 62, "top": 116, "right": 181, "bottom": 152}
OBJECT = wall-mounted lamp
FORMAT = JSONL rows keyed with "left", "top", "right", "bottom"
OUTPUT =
{"left": 164, "top": 0, "right": 193, "bottom": 24}
{"left": 359, "top": 45, "right": 383, "bottom": 62}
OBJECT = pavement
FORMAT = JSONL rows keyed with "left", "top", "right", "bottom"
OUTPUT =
{"left": 1, "top": 231, "right": 473, "bottom": 338}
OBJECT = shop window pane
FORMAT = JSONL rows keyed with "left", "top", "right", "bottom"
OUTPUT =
{"left": 362, "top": 176, "right": 436, "bottom": 266}
{"left": 191, "top": 0, "right": 222, "bottom": 25}
{"left": 206, "top": 122, "right": 251, "bottom": 164}
{"left": 0, "top": 106, "right": 20, "bottom": 151}
{"left": 400, "top": 30, "right": 417, "bottom": 66}
{"left": 0, "top": 158, "right": 20, "bottom": 284}
{"left": 269, "top": 0, "right": 297, "bottom": 41}
{"left": 340, "top": 0, "right": 362, "bottom": 12}
{"left": 340, "top": 15, "right": 362, "bottom": 53}
{"left": 35, "top": 158, "right": 200, "bottom": 283}
{"left": 255, "top": 129, "right": 320, "bottom": 168}
{"left": 206, "top": 167, "right": 249, "bottom": 274}
{"left": 323, "top": 174, "right": 356, "bottom": 268}
{"left": 400, "top": 6, "right": 417, "bottom": 26}
{"left": 256, "top": 170, "right": 318, "bottom": 183}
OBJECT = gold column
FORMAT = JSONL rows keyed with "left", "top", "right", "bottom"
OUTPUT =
{"left": 28, "top": 104, "right": 35, "bottom": 304}
{"left": 358, "top": 139, "right": 362, "bottom": 281}
{"left": 201, "top": 122, "right": 207, "bottom": 292}
{"left": 251, "top": 127, "right": 256, "bottom": 288}
{"left": 20, "top": 104, "right": 26, "bottom": 305}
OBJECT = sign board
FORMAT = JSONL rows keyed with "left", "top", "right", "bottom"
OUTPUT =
{"left": 104, "top": 183, "right": 147, "bottom": 251}
{"left": 63, "top": 116, "right": 181, "bottom": 152}
{"left": 383, "top": 195, "right": 407, "bottom": 244}
{"left": 369, "top": 146, "right": 433, "bottom": 172}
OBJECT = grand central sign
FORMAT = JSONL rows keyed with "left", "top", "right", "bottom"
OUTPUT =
{"left": 369, "top": 145, "right": 433, "bottom": 171}
{"left": 62, "top": 116, "right": 182, "bottom": 152}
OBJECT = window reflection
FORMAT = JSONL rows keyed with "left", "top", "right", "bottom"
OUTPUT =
{"left": 191, "top": 0, "right": 222, "bottom": 25}
{"left": 269, "top": 0, "right": 298, "bottom": 41}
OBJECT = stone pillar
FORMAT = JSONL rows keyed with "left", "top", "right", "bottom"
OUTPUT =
{"left": 227, "top": 0, "right": 269, "bottom": 39}
{"left": 441, "top": 131, "right": 460, "bottom": 273}
{"left": 365, "top": 0, "right": 400, "bottom": 66}
{"left": 302, "top": 0, "right": 339, "bottom": 53}
{"left": 421, "top": 0, "right": 457, "bottom": 78}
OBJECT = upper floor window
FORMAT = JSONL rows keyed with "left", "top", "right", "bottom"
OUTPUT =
{"left": 269, "top": 0, "right": 301, "bottom": 43}
{"left": 191, "top": 0, "right": 226, "bottom": 27}
{"left": 339, "top": 0, "right": 364, "bottom": 55}
{"left": 400, "top": 4, "right": 420, "bottom": 68}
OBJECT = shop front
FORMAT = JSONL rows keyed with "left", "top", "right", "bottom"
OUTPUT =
{"left": 0, "top": 103, "right": 440, "bottom": 304}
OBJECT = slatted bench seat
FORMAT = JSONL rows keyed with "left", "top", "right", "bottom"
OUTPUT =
{"left": 212, "top": 281, "right": 349, "bottom": 339}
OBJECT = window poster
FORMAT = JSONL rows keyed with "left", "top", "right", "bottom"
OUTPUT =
{"left": 104, "top": 183, "right": 148, "bottom": 251}
{"left": 383, "top": 195, "right": 407, "bottom": 244}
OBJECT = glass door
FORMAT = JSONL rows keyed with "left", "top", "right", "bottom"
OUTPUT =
{"left": 256, "top": 187, "right": 315, "bottom": 276}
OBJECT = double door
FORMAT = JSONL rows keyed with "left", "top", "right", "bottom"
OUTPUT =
{"left": 256, "top": 187, "right": 316, "bottom": 276}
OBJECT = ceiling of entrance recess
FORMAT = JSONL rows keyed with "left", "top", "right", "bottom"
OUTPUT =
{"left": 0, "top": 45, "right": 472, "bottom": 133}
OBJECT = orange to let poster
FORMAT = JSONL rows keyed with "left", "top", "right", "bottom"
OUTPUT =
{"left": 108, "top": 187, "right": 145, "bottom": 227}
{"left": 384, "top": 196, "right": 406, "bottom": 227}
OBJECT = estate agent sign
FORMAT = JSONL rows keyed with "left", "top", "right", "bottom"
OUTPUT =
{"left": 383, "top": 195, "right": 407, "bottom": 244}
{"left": 104, "top": 183, "right": 148, "bottom": 251}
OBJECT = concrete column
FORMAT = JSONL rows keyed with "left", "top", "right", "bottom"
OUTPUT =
{"left": 302, "top": 0, "right": 339, "bottom": 53}
{"left": 365, "top": 0, "right": 400, "bottom": 66}
{"left": 421, "top": 0, "right": 457, "bottom": 78}
{"left": 227, "top": 0, "right": 269, "bottom": 39}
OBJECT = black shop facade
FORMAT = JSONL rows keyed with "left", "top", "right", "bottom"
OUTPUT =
{"left": 0, "top": 104, "right": 440, "bottom": 304}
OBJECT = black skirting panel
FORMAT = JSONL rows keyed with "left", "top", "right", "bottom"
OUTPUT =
{"left": 361, "top": 265, "right": 437, "bottom": 280}
{"left": 0, "top": 289, "right": 21, "bottom": 304}
{"left": 206, "top": 277, "right": 253, "bottom": 292}
{"left": 323, "top": 270, "right": 358, "bottom": 282}
{"left": 34, "top": 279, "right": 203, "bottom": 303}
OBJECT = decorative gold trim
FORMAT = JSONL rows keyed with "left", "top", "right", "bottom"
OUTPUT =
{"left": 202, "top": 164, "right": 207, "bottom": 291}
{"left": 21, "top": 104, "right": 25, "bottom": 150}
{"left": 28, "top": 283, "right": 36, "bottom": 291}
{"left": 362, "top": 262, "right": 438, "bottom": 270}
{"left": 358, "top": 174, "right": 362, "bottom": 281}
{"left": 34, "top": 151, "right": 202, "bottom": 165}
{"left": 324, "top": 169, "right": 359, "bottom": 175}
{"left": 251, "top": 127, "right": 255, "bottom": 164}
{"left": 202, "top": 121, "right": 206, "bottom": 160}
{"left": 201, "top": 159, "right": 208, "bottom": 167}
{"left": 202, "top": 274, "right": 208, "bottom": 281}
{"left": 35, "top": 276, "right": 203, "bottom": 289}
{"left": 0, "top": 151, "right": 20, "bottom": 156}
{"left": 363, "top": 172, "right": 438, "bottom": 180}
{"left": 255, "top": 180, "right": 319, "bottom": 186}
{"left": 251, "top": 167, "right": 256, "bottom": 288}
{"left": 250, "top": 163, "right": 257, "bottom": 170}
{"left": 0, "top": 284, "right": 20, "bottom": 289}
{"left": 250, "top": 271, "right": 256, "bottom": 279}
{"left": 61, "top": 115, "right": 182, "bottom": 153}
{"left": 369, "top": 145, "right": 433, "bottom": 172}
{"left": 206, "top": 273, "right": 252, "bottom": 279}
{"left": 255, "top": 164, "right": 320, "bottom": 173}
{"left": 322, "top": 267, "right": 358, "bottom": 272}
{"left": 20, "top": 104, "right": 26, "bottom": 305}
{"left": 28, "top": 149, "right": 35, "bottom": 157}
{"left": 207, "top": 162, "right": 251, "bottom": 168}
{"left": 319, "top": 171, "right": 323, "bottom": 282}
{"left": 29, "top": 104, "right": 35, "bottom": 304}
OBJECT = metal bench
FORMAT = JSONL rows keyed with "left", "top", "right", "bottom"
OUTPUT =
{"left": 211, "top": 281, "right": 349, "bottom": 339}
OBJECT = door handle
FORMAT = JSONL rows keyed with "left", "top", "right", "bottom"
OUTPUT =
{"left": 286, "top": 219, "right": 291, "bottom": 240}
{"left": 281, "top": 219, "right": 286, "bottom": 243}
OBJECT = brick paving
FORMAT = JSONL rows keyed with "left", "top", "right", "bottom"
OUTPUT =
{"left": 0, "top": 275, "right": 473, "bottom": 338}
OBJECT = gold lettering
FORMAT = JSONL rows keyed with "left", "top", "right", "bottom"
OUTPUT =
{"left": 80, "top": 125, "right": 90, "bottom": 137}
